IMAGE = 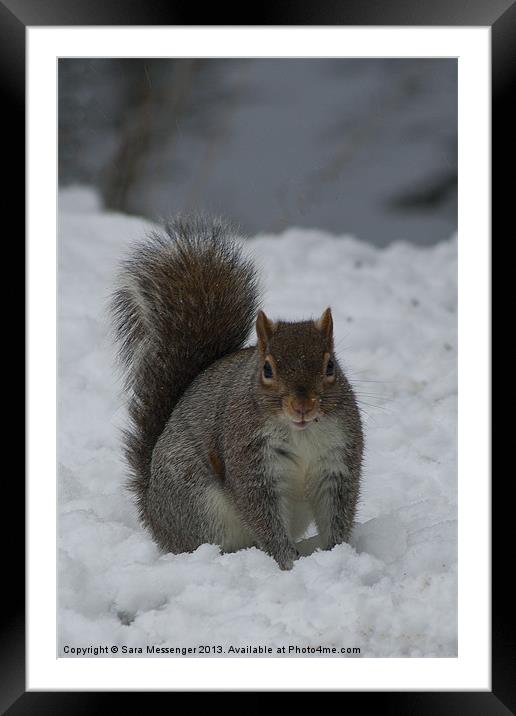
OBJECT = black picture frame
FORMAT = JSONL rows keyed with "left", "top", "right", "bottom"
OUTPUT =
{"left": 8, "top": 0, "right": 511, "bottom": 709}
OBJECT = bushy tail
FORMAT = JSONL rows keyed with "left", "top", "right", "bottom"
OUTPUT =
{"left": 111, "top": 216, "right": 260, "bottom": 518}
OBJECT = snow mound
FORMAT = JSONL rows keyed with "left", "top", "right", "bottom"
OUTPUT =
{"left": 58, "top": 188, "right": 457, "bottom": 657}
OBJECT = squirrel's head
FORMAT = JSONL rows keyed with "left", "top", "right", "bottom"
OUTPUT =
{"left": 255, "top": 307, "right": 339, "bottom": 431}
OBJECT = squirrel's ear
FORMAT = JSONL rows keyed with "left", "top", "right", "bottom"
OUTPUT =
{"left": 316, "top": 307, "right": 334, "bottom": 348}
{"left": 256, "top": 310, "right": 275, "bottom": 352}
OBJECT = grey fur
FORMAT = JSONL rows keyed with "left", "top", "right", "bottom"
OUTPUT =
{"left": 111, "top": 217, "right": 363, "bottom": 570}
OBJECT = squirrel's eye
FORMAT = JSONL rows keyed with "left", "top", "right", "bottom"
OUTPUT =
{"left": 325, "top": 358, "right": 335, "bottom": 376}
{"left": 263, "top": 361, "right": 273, "bottom": 379}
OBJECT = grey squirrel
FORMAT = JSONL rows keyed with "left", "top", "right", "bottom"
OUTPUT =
{"left": 111, "top": 217, "right": 363, "bottom": 570}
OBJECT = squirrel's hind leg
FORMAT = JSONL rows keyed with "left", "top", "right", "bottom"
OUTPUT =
{"left": 147, "top": 446, "right": 255, "bottom": 555}
{"left": 204, "top": 483, "right": 257, "bottom": 553}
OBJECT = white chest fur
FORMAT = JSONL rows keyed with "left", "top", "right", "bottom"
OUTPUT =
{"left": 263, "top": 416, "right": 347, "bottom": 540}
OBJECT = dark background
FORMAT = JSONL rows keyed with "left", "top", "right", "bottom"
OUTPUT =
{"left": 59, "top": 58, "right": 457, "bottom": 246}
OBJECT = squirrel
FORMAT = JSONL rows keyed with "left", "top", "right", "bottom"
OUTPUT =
{"left": 111, "top": 217, "right": 363, "bottom": 570}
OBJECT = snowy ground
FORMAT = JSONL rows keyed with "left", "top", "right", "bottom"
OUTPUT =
{"left": 58, "top": 187, "right": 457, "bottom": 658}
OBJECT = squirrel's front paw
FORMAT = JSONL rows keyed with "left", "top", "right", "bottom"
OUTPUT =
{"left": 276, "top": 547, "right": 300, "bottom": 571}
{"left": 324, "top": 532, "right": 350, "bottom": 552}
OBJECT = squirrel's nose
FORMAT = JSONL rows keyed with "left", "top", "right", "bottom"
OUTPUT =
{"left": 291, "top": 397, "right": 316, "bottom": 416}
{"left": 292, "top": 400, "right": 306, "bottom": 416}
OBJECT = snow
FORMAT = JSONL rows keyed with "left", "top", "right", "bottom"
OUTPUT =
{"left": 58, "top": 187, "right": 457, "bottom": 657}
